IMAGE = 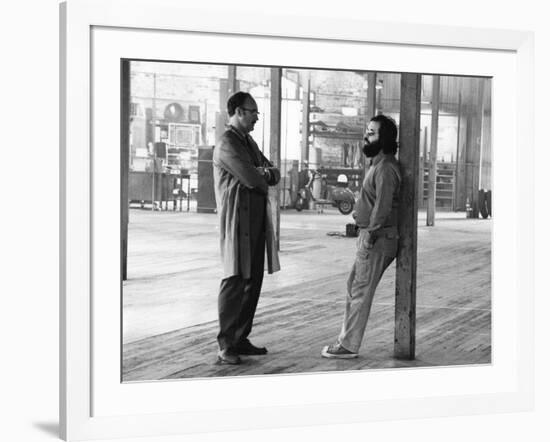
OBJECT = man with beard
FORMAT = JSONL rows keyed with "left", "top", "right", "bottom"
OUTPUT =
{"left": 322, "top": 114, "right": 401, "bottom": 359}
{"left": 213, "top": 92, "right": 280, "bottom": 365}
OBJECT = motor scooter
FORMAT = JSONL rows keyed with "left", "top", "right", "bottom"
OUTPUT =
{"left": 295, "top": 172, "right": 355, "bottom": 215}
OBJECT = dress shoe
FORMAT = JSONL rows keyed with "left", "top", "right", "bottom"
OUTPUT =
{"left": 234, "top": 340, "right": 268, "bottom": 355}
{"left": 217, "top": 348, "right": 241, "bottom": 365}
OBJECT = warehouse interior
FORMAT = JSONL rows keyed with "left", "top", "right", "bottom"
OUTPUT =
{"left": 121, "top": 61, "right": 492, "bottom": 381}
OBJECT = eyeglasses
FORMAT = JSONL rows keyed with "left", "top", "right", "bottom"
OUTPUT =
{"left": 240, "top": 107, "right": 260, "bottom": 115}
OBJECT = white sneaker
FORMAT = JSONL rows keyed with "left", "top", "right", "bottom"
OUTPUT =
{"left": 321, "top": 344, "right": 358, "bottom": 359}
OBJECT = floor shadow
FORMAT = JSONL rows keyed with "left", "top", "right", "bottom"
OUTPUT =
{"left": 34, "top": 421, "right": 59, "bottom": 437}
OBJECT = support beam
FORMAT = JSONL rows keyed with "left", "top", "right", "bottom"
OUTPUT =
{"left": 479, "top": 79, "right": 491, "bottom": 190}
{"left": 216, "top": 66, "right": 238, "bottom": 144}
{"left": 472, "top": 78, "right": 485, "bottom": 218}
{"left": 300, "top": 72, "right": 310, "bottom": 166}
{"left": 457, "top": 115, "right": 469, "bottom": 211}
{"left": 454, "top": 89, "right": 462, "bottom": 211}
{"left": 270, "top": 68, "right": 282, "bottom": 251}
{"left": 464, "top": 113, "right": 474, "bottom": 211}
{"left": 418, "top": 126, "right": 428, "bottom": 208}
{"left": 151, "top": 73, "right": 157, "bottom": 212}
{"left": 394, "top": 73, "right": 421, "bottom": 360}
{"left": 426, "top": 75, "right": 440, "bottom": 226}
{"left": 121, "top": 60, "right": 130, "bottom": 281}
{"left": 465, "top": 78, "right": 485, "bottom": 218}
{"left": 228, "top": 65, "right": 237, "bottom": 96}
{"left": 362, "top": 72, "right": 377, "bottom": 172}
{"left": 366, "top": 72, "right": 377, "bottom": 119}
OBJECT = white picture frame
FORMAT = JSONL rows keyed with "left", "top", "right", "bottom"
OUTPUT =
{"left": 60, "top": 0, "right": 534, "bottom": 440}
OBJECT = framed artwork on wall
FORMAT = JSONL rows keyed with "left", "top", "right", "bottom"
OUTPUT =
{"left": 60, "top": 0, "right": 534, "bottom": 440}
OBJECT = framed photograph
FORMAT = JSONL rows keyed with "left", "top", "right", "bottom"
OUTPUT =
{"left": 60, "top": 0, "right": 534, "bottom": 440}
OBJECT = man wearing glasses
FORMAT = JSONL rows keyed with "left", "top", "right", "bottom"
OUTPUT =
{"left": 213, "top": 91, "right": 280, "bottom": 365}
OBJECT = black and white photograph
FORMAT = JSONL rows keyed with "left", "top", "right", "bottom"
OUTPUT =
{"left": 4, "top": 0, "right": 546, "bottom": 441}
{"left": 121, "top": 61, "right": 492, "bottom": 382}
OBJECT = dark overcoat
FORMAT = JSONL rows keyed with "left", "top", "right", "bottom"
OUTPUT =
{"left": 213, "top": 126, "right": 281, "bottom": 279}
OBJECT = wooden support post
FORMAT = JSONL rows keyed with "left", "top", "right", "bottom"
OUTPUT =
{"left": 215, "top": 68, "right": 237, "bottom": 143}
{"left": 366, "top": 72, "right": 377, "bottom": 119}
{"left": 479, "top": 79, "right": 491, "bottom": 190}
{"left": 149, "top": 74, "right": 157, "bottom": 211}
{"left": 454, "top": 89, "right": 462, "bottom": 211}
{"left": 300, "top": 72, "right": 310, "bottom": 166}
{"left": 426, "top": 75, "right": 440, "bottom": 226}
{"left": 418, "top": 126, "right": 428, "bottom": 208}
{"left": 121, "top": 60, "right": 130, "bottom": 281}
{"left": 464, "top": 113, "right": 474, "bottom": 212}
{"left": 362, "top": 72, "right": 377, "bottom": 173}
{"left": 394, "top": 73, "right": 421, "bottom": 360}
{"left": 465, "top": 78, "right": 485, "bottom": 218}
{"left": 472, "top": 78, "right": 485, "bottom": 218}
{"left": 216, "top": 66, "right": 238, "bottom": 145}
{"left": 422, "top": 126, "right": 429, "bottom": 163}
{"left": 228, "top": 65, "right": 237, "bottom": 96}
{"left": 270, "top": 68, "right": 282, "bottom": 251}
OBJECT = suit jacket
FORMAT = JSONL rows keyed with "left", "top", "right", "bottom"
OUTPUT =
{"left": 213, "top": 126, "right": 281, "bottom": 279}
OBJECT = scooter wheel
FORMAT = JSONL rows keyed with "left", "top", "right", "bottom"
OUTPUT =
{"left": 337, "top": 200, "right": 354, "bottom": 215}
{"left": 295, "top": 197, "right": 305, "bottom": 212}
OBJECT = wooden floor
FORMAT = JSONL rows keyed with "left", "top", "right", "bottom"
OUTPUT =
{"left": 123, "top": 207, "right": 491, "bottom": 382}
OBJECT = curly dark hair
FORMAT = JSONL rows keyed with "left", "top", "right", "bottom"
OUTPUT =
{"left": 370, "top": 114, "right": 399, "bottom": 155}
